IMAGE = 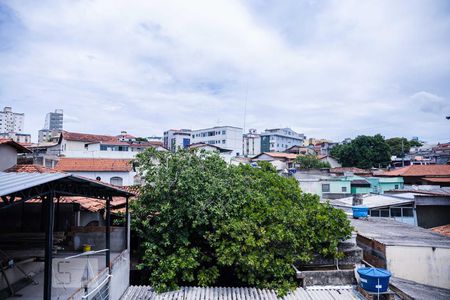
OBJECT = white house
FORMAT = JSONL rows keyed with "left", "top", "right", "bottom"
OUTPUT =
{"left": 188, "top": 143, "right": 234, "bottom": 164}
{"left": 0, "top": 138, "right": 31, "bottom": 171}
{"left": 191, "top": 126, "right": 243, "bottom": 156}
{"left": 55, "top": 157, "right": 136, "bottom": 186}
{"left": 251, "top": 152, "right": 299, "bottom": 171}
{"left": 163, "top": 129, "right": 192, "bottom": 152}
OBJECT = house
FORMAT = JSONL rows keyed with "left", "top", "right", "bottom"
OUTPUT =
{"left": 317, "top": 155, "right": 341, "bottom": 168}
{"left": 353, "top": 217, "right": 450, "bottom": 290}
{"left": 314, "top": 141, "right": 337, "bottom": 156}
{"left": 330, "top": 167, "right": 372, "bottom": 177}
{"left": 190, "top": 126, "right": 243, "bottom": 156}
{"left": 260, "top": 128, "right": 305, "bottom": 153}
{"left": 377, "top": 164, "right": 450, "bottom": 186}
{"left": 0, "top": 138, "right": 31, "bottom": 171}
{"left": 251, "top": 152, "right": 299, "bottom": 171}
{"left": 188, "top": 143, "right": 234, "bottom": 163}
{"left": 55, "top": 157, "right": 136, "bottom": 186}
{"left": 285, "top": 145, "right": 316, "bottom": 155}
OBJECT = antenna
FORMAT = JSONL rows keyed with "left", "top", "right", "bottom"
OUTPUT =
{"left": 243, "top": 84, "right": 248, "bottom": 133}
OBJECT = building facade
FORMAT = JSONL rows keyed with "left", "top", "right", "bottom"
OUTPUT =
{"left": 191, "top": 126, "right": 243, "bottom": 156}
{"left": 242, "top": 129, "right": 261, "bottom": 157}
{"left": 0, "top": 106, "right": 25, "bottom": 134}
{"left": 38, "top": 109, "right": 64, "bottom": 143}
{"left": 163, "top": 129, "right": 192, "bottom": 152}
{"left": 260, "top": 128, "right": 305, "bottom": 152}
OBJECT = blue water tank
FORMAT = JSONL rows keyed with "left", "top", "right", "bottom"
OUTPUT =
{"left": 352, "top": 206, "right": 369, "bottom": 218}
{"left": 357, "top": 267, "right": 391, "bottom": 293}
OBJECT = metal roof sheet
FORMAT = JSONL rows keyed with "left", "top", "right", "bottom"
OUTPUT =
{"left": 332, "top": 194, "right": 415, "bottom": 209}
{"left": 0, "top": 172, "right": 69, "bottom": 197}
{"left": 120, "top": 286, "right": 362, "bottom": 300}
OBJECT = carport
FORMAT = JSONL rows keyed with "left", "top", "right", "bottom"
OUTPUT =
{"left": 0, "top": 172, "right": 133, "bottom": 299}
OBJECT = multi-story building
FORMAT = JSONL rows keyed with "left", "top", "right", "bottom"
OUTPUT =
{"left": 260, "top": 128, "right": 305, "bottom": 153}
{"left": 243, "top": 129, "right": 261, "bottom": 157}
{"left": 38, "top": 109, "right": 64, "bottom": 142}
{"left": 0, "top": 132, "right": 31, "bottom": 144}
{"left": 0, "top": 106, "right": 25, "bottom": 133}
{"left": 163, "top": 129, "right": 192, "bottom": 152}
{"left": 191, "top": 126, "right": 243, "bottom": 156}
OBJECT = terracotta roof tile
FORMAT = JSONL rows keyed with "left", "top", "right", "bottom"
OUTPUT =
{"left": 62, "top": 131, "right": 118, "bottom": 143}
{"left": 431, "top": 224, "right": 450, "bottom": 237}
{"left": 255, "top": 152, "right": 299, "bottom": 160}
{"left": 330, "top": 167, "right": 371, "bottom": 174}
{"left": 380, "top": 165, "right": 450, "bottom": 177}
{"left": 5, "top": 164, "right": 58, "bottom": 173}
{"left": 55, "top": 158, "right": 133, "bottom": 172}
{"left": 0, "top": 138, "right": 31, "bottom": 153}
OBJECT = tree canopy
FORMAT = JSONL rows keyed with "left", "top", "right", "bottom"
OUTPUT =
{"left": 330, "top": 134, "right": 391, "bottom": 169}
{"left": 131, "top": 149, "right": 352, "bottom": 296}
{"left": 386, "top": 137, "right": 423, "bottom": 157}
{"left": 295, "top": 154, "right": 331, "bottom": 169}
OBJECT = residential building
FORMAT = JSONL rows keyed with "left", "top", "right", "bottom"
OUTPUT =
{"left": 39, "top": 131, "right": 165, "bottom": 168}
{"left": 163, "top": 129, "right": 192, "bottom": 152}
{"left": 378, "top": 165, "right": 450, "bottom": 186}
{"left": 0, "top": 106, "right": 24, "bottom": 133}
{"left": 242, "top": 129, "right": 261, "bottom": 157}
{"left": 251, "top": 152, "right": 299, "bottom": 171}
{"left": 260, "top": 128, "right": 305, "bottom": 153}
{"left": 55, "top": 157, "right": 136, "bottom": 186}
{"left": 191, "top": 126, "right": 243, "bottom": 156}
{"left": 38, "top": 109, "right": 64, "bottom": 143}
{"left": 0, "top": 138, "right": 31, "bottom": 171}
{"left": 188, "top": 142, "right": 233, "bottom": 163}
{"left": 285, "top": 145, "right": 316, "bottom": 155}
{"left": 0, "top": 132, "right": 31, "bottom": 144}
{"left": 317, "top": 155, "right": 341, "bottom": 168}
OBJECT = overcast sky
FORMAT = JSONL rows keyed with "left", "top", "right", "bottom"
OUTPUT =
{"left": 1, "top": 0, "right": 449, "bottom": 143}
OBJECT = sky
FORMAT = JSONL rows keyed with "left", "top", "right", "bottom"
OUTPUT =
{"left": 0, "top": 0, "right": 450, "bottom": 143}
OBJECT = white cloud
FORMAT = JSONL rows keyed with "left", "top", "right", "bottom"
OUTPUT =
{"left": 0, "top": 0, "right": 449, "bottom": 142}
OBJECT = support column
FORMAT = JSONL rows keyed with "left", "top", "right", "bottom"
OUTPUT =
{"left": 106, "top": 196, "right": 111, "bottom": 272}
{"left": 44, "top": 192, "right": 55, "bottom": 300}
{"left": 125, "top": 196, "right": 129, "bottom": 250}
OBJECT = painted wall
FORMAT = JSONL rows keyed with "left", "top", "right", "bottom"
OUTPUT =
{"left": 386, "top": 245, "right": 450, "bottom": 289}
{"left": 70, "top": 171, "right": 136, "bottom": 186}
{"left": 0, "top": 145, "right": 17, "bottom": 171}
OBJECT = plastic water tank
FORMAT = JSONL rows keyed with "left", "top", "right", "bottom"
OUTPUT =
{"left": 357, "top": 267, "right": 391, "bottom": 293}
{"left": 352, "top": 205, "right": 368, "bottom": 218}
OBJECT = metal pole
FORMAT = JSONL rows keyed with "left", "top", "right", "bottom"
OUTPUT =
{"left": 44, "top": 192, "right": 55, "bottom": 300}
{"left": 125, "top": 196, "right": 129, "bottom": 250}
{"left": 106, "top": 196, "right": 111, "bottom": 272}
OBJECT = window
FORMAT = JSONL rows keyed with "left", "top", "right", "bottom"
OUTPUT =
{"left": 395, "top": 184, "right": 399, "bottom": 189}
{"left": 100, "top": 145, "right": 107, "bottom": 151}
{"left": 322, "top": 184, "right": 330, "bottom": 193}
{"left": 110, "top": 176, "right": 123, "bottom": 186}
{"left": 222, "top": 130, "right": 226, "bottom": 134}
{"left": 342, "top": 187, "right": 347, "bottom": 192}
{"left": 222, "top": 140, "right": 225, "bottom": 144}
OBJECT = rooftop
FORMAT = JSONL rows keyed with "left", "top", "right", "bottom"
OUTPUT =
{"left": 431, "top": 224, "right": 450, "bottom": 237}
{"left": 121, "top": 286, "right": 361, "bottom": 300}
{"left": 332, "top": 193, "right": 416, "bottom": 209}
{"left": 330, "top": 167, "right": 371, "bottom": 175}
{"left": 379, "top": 164, "right": 450, "bottom": 177}
{"left": 188, "top": 143, "right": 233, "bottom": 153}
{"left": 0, "top": 138, "right": 31, "bottom": 153}
{"left": 351, "top": 217, "right": 450, "bottom": 248}
{"left": 55, "top": 158, "right": 133, "bottom": 172}
{"left": 5, "top": 164, "right": 57, "bottom": 173}
{"left": 253, "top": 152, "right": 299, "bottom": 160}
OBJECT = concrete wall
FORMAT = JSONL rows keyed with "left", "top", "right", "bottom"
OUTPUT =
{"left": 416, "top": 205, "right": 450, "bottom": 228}
{"left": 386, "top": 245, "right": 450, "bottom": 289}
{"left": 110, "top": 250, "right": 130, "bottom": 300}
{"left": 0, "top": 145, "right": 17, "bottom": 171}
{"left": 70, "top": 171, "right": 136, "bottom": 186}
{"left": 72, "top": 227, "right": 126, "bottom": 252}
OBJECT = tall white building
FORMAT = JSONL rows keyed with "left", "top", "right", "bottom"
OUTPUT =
{"left": 243, "top": 129, "right": 261, "bottom": 157}
{"left": 38, "top": 109, "right": 64, "bottom": 143}
{"left": 0, "top": 106, "right": 25, "bottom": 133}
{"left": 163, "top": 129, "right": 192, "bottom": 152}
{"left": 191, "top": 126, "right": 243, "bottom": 156}
{"left": 260, "top": 128, "right": 305, "bottom": 152}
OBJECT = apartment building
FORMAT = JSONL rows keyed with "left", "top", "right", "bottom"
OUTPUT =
{"left": 38, "top": 109, "right": 64, "bottom": 142}
{"left": 163, "top": 129, "right": 192, "bottom": 152}
{"left": 243, "top": 129, "right": 261, "bottom": 157}
{"left": 191, "top": 126, "right": 243, "bottom": 155}
{"left": 0, "top": 106, "right": 24, "bottom": 133}
{"left": 260, "top": 128, "right": 305, "bottom": 152}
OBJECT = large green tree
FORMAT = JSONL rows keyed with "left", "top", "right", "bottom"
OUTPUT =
{"left": 295, "top": 154, "right": 331, "bottom": 169}
{"left": 386, "top": 137, "right": 424, "bottom": 157}
{"left": 330, "top": 134, "right": 391, "bottom": 169}
{"left": 131, "top": 149, "right": 352, "bottom": 295}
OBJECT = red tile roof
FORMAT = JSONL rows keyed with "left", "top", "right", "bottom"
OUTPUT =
{"left": 0, "top": 138, "right": 31, "bottom": 153}
{"left": 330, "top": 167, "right": 371, "bottom": 174}
{"left": 422, "top": 177, "right": 450, "bottom": 183}
{"left": 55, "top": 158, "right": 133, "bottom": 172}
{"left": 253, "top": 152, "right": 299, "bottom": 160}
{"left": 62, "top": 131, "right": 119, "bottom": 143}
{"left": 379, "top": 165, "right": 450, "bottom": 177}
{"left": 26, "top": 196, "right": 127, "bottom": 213}
{"left": 5, "top": 164, "right": 58, "bottom": 173}
{"left": 431, "top": 224, "right": 450, "bottom": 237}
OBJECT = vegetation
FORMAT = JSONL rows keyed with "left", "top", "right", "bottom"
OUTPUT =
{"left": 295, "top": 154, "right": 331, "bottom": 169}
{"left": 386, "top": 137, "right": 423, "bottom": 157}
{"left": 330, "top": 134, "right": 391, "bottom": 169}
{"left": 131, "top": 149, "right": 352, "bottom": 296}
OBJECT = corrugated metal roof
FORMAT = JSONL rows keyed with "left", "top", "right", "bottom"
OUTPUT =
{"left": 332, "top": 194, "right": 415, "bottom": 209}
{"left": 0, "top": 172, "right": 69, "bottom": 197}
{"left": 121, "top": 286, "right": 362, "bottom": 300}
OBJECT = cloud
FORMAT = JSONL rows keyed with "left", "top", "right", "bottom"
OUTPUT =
{"left": 0, "top": 0, "right": 449, "bottom": 142}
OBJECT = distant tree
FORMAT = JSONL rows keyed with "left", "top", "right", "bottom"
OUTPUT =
{"left": 135, "top": 137, "right": 148, "bottom": 142}
{"left": 131, "top": 149, "right": 352, "bottom": 296}
{"left": 386, "top": 137, "right": 410, "bottom": 158}
{"left": 409, "top": 139, "right": 423, "bottom": 148}
{"left": 295, "top": 155, "right": 331, "bottom": 169}
{"left": 331, "top": 134, "right": 391, "bottom": 169}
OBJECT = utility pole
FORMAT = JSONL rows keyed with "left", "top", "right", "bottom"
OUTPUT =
{"left": 401, "top": 139, "right": 405, "bottom": 167}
